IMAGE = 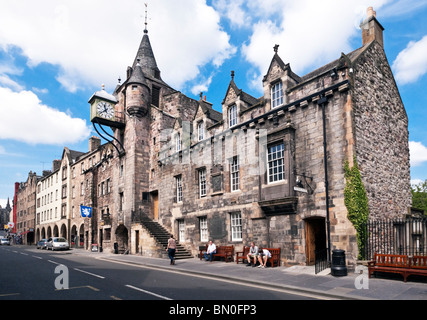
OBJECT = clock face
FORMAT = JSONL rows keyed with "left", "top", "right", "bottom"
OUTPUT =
{"left": 96, "top": 101, "right": 114, "bottom": 119}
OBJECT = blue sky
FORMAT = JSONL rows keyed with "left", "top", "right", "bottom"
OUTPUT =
{"left": 1, "top": 0, "right": 427, "bottom": 209}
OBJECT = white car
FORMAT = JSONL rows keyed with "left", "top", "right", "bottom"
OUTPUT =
{"left": 0, "top": 238, "right": 10, "bottom": 245}
{"left": 46, "top": 237, "right": 69, "bottom": 251}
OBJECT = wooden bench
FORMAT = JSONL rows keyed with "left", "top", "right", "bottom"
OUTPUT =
{"left": 199, "top": 245, "right": 234, "bottom": 262}
{"left": 236, "top": 246, "right": 250, "bottom": 264}
{"left": 368, "top": 253, "right": 427, "bottom": 282}
{"left": 264, "top": 248, "right": 281, "bottom": 268}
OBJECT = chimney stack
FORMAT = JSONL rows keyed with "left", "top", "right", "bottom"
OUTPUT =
{"left": 89, "top": 136, "right": 101, "bottom": 152}
{"left": 360, "top": 6, "right": 384, "bottom": 47}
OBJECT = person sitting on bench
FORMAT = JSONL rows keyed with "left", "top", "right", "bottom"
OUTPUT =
{"left": 246, "top": 242, "right": 259, "bottom": 267}
{"left": 204, "top": 240, "right": 216, "bottom": 262}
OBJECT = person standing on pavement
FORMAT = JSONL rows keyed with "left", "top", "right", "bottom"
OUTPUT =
{"left": 167, "top": 234, "right": 177, "bottom": 265}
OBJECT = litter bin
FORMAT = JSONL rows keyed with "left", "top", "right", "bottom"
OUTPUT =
{"left": 331, "top": 249, "right": 347, "bottom": 276}
{"left": 114, "top": 242, "right": 118, "bottom": 254}
{"left": 91, "top": 243, "right": 98, "bottom": 252}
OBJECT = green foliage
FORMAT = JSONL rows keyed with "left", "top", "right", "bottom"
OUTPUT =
{"left": 411, "top": 179, "right": 427, "bottom": 215}
{"left": 344, "top": 157, "right": 369, "bottom": 259}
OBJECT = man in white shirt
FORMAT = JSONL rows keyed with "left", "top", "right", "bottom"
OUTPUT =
{"left": 257, "top": 247, "right": 271, "bottom": 268}
{"left": 246, "top": 242, "right": 259, "bottom": 267}
{"left": 204, "top": 240, "right": 216, "bottom": 262}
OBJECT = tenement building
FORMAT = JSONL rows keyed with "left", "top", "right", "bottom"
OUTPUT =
{"left": 28, "top": 7, "right": 410, "bottom": 267}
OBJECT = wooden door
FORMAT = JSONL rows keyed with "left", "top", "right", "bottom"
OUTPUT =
{"left": 153, "top": 192, "right": 159, "bottom": 220}
{"left": 305, "top": 221, "right": 316, "bottom": 265}
{"left": 305, "top": 218, "right": 326, "bottom": 265}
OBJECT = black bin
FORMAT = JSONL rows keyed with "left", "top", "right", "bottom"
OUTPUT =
{"left": 331, "top": 249, "right": 347, "bottom": 276}
{"left": 114, "top": 242, "right": 118, "bottom": 254}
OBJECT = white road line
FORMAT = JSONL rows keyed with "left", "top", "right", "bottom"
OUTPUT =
{"left": 32, "top": 255, "right": 43, "bottom": 260}
{"left": 47, "top": 259, "right": 61, "bottom": 265}
{"left": 74, "top": 268, "right": 105, "bottom": 279}
{"left": 125, "top": 284, "right": 172, "bottom": 300}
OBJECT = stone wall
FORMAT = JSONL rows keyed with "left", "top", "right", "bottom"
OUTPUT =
{"left": 352, "top": 41, "right": 411, "bottom": 219}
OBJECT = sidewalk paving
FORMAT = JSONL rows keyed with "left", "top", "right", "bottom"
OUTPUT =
{"left": 74, "top": 249, "right": 427, "bottom": 300}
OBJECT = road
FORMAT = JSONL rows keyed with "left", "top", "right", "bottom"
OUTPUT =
{"left": 0, "top": 245, "right": 319, "bottom": 303}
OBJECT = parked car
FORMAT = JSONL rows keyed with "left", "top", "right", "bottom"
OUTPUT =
{"left": 0, "top": 238, "right": 10, "bottom": 245}
{"left": 46, "top": 237, "right": 69, "bottom": 251}
{"left": 37, "top": 239, "right": 48, "bottom": 249}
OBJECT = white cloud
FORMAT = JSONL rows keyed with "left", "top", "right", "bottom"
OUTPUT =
{"left": 409, "top": 141, "right": 427, "bottom": 167}
{"left": 393, "top": 35, "right": 427, "bottom": 84}
{"left": 240, "top": 0, "right": 389, "bottom": 93}
{"left": 0, "top": 87, "right": 90, "bottom": 145}
{"left": 0, "top": 0, "right": 235, "bottom": 92}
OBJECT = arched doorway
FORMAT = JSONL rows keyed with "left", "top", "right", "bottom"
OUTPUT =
{"left": 79, "top": 224, "right": 85, "bottom": 248}
{"left": 304, "top": 217, "right": 327, "bottom": 265}
{"left": 60, "top": 224, "right": 67, "bottom": 239}
{"left": 71, "top": 225, "right": 78, "bottom": 247}
{"left": 115, "top": 224, "right": 128, "bottom": 253}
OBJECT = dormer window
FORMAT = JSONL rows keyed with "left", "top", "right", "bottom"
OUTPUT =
{"left": 271, "top": 81, "right": 283, "bottom": 108}
{"left": 228, "top": 104, "right": 237, "bottom": 127}
{"left": 197, "top": 121, "right": 204, "bottom": 141}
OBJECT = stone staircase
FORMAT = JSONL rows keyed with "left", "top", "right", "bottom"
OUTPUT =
{"left": 139, "top": 216, "right": 193, "bottom": 260}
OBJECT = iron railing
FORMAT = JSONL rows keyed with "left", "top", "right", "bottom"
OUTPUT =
{"left": 315, "top": 248, "right": 329, "bottom": 274}
{"left": 361, "top": 216, "right": 427, "bottom": 260}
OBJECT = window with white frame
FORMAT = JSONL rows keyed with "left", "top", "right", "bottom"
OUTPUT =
{"left": 176, "top": 132, "right": 181, "bottom": 152}
{"left": 198, "top": 168, "right": 207, "bottom": 197}
{"left": 175, "top": 175, "right": 183, "bottom": 203}
{"left": 267, "top": 142, "right": 285, "bottom": 183}
{"left": 271, "top": 81, "right": 283, "bottom": 108}
{"left": 230, "top": 156, "right": 240, "bottom": 191}
{"left": 178, "top": 220, "right": 185, "bottom": 242}
{"left": 230, "top": 212, "right": 242, "bottom": 241}
{"left": 228, "top": 104, "right": 237, "bottom": 127}
{"left": 199, "top": 217, "right": 208, "bottom": 242}
{"left": 197, "top": 121, "right": 204, "bottom": 141}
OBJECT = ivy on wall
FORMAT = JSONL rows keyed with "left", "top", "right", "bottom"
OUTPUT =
{"left": 344, "top": 157, "right": 369, "bottom": 259}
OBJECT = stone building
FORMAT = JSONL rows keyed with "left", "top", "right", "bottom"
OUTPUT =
{"left": 14, "top": 171, "right": 40, "bottom": 244}
{"left": 0, "top": 198, "right": 11, "bottom": 230}
{"left": 35, "top": 160, "right": 62, "bottom": 240}
{"left": 27, "top": 7, "right": 409, "bottom": 267}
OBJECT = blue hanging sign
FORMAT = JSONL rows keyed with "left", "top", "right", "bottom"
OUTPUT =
{"left": 80, "top": 205, "right": 93, "bottom": 218}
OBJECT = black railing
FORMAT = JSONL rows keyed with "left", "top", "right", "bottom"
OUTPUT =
{"left": 315, "top": 248, "right": 329, "bottom": 274}
{"left": 361, "top": 216, "right": 427, "bottom": 260}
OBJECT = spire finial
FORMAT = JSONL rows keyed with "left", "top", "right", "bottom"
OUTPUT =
{"left": 144, "top": 3, "right": 148, "bottom": 34}
{"left": 274, "top": 44, "right": 279, "bottom": 53}
{"left": 231, "top": 70, "right": 235, "bottom": 80}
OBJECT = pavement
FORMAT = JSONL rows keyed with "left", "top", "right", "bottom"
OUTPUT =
{"left": 72, "top": 249, "right": 427, "bottom": 300}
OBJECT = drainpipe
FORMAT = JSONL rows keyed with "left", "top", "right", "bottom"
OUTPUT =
{"left": 318, "top": 94, "right": 332, "bottom": 266}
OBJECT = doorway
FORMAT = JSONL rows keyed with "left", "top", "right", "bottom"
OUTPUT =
{"left": 305, "top": 217, "right": 327, "bottom": 265}
{"left": 135, "top": 230, "right": 140, "bottom": 254}
{"left": 151, "top": 191, "right": 159, "bottom": 220}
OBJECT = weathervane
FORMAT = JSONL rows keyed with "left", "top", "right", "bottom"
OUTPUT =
{"left": 144, "top": 3, "right": 148, "bottom": 34}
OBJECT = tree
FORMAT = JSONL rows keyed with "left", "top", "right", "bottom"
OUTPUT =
{"left": 411, "top": 179, "right": 427, "bottom": 215}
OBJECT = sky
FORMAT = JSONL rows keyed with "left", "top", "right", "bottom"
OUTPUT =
{"left": 1, "top": 0, "right": 427, "bottom": 210}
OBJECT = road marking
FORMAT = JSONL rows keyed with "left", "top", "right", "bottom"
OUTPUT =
{"left": 110, "top": 295, "right": 122, "bottom": 300}
{"left": 74, "top": 268, "right": 105, "bottom": 279}
{"left": 47, "top": 260, "right": 61, "bottom": 265}
{"left": 20, "top": 252, "right": 28, "bottom": 256}
{"left": 0, "top": 293, "right": 20, "bottom": 297}
{"left": 125, "top": 284, "right": 172, "bottom": 300}
{"left": 55, "top": 285, "right": 100, "bottom": 292}
{"left": 32, "top": 255, "right": 43, "bottom": 260}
